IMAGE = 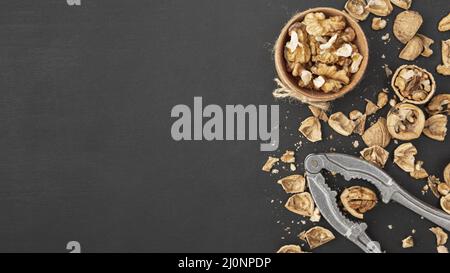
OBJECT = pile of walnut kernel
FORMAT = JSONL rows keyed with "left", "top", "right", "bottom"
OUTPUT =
{"left": 284, "top": 12, "right": 364, "bottom": 93}
{"left": 269, "top": 1, "right": 450, "bottom": 254}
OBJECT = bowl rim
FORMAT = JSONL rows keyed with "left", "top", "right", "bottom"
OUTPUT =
{"left": 274, "top": 7, "right": 369, "bottom": 103}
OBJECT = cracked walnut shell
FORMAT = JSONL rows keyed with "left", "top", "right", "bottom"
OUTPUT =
{"left": 390, "top": 0, "right": 412, "bottom": 10}
{"left": 285, "top": 192, "right": 315, "bottom": 217}
{"left": 444, "top": 163, "right": 450, "bottom": 185}
{"left": 399, "top": 36, "right": 423, "bottom": 61}
{"left": 387, "top": 103, "right": 425, "bottom": 140}
{"left": 442, "top": 195, "right": 450, "bottom": 215}
{"left": 427, "top": 94, "right": 450, "bottom": 116}
{"left": 277, "top": 175, "right": 306, "bottom": 194}
{"left": 299, "top": 226, "right": 335, "bottom": 249}
{"left": 410, "top": 160, "right": 428, "bottom": 180}
{"left": 345, "top": 0, "right": 369, "bottom": 21}
{"left": 360, "top": 145, "right": 390, "bottom": 168}
{"left": 349, "top": 110, "right": 366, "bottom": 135}
{"left": 394, "top": 143, "right": 417, "bottom": 172}
{"left": 392, "top": 65, "right": 436, "bottom": 105}
{"left": 340, "top": 186, "right": 378, "bottom": 219}
{"left": 437, "top": 40, "right": 450, "bottom": 76}
{"left": 439, "top": 13, "right": 450, "bottom": 32}
{"left": 362, "top": 118, "right": 391, "bottom": 148}
{"left": 393, "top": 11, "right": 423, "bottom": 44}
{"left": 309, "top": 105, "right": 329, "bottom": 122}
{"left": 299, "top": 116, "right": 322, "bottom": 142}
{"left": 328, "top": 112, "right": 355, "bottom": 136}
{"left": 366, "top": 0, "right": 393, "bottom": 17}
{"left": 423, "top": 114, "right": 448, "bottom": 142}
{"left": 277, "top": 245, "right": 303, "bottom": 253}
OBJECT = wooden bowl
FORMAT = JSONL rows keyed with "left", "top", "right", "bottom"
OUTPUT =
{"left": 274, "top": 7, "right": 369, "bottom": 102}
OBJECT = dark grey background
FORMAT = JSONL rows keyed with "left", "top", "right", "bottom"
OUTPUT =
{"left": 0, "top": 0, "right": 448, "bottom": 253}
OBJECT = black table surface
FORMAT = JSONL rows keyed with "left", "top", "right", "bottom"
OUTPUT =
{"left": 0, "top": 0, "right": 448, "bottom": 253}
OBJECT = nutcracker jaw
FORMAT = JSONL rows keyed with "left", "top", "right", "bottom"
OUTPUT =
{"left": 304, "top": 153, "right": 450, "bottom": 253}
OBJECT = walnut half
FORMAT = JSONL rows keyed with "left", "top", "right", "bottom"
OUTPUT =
{"left": 360, "top": 145, "right": 390, "bottom": 168}
{"left": 391, "top": 65, "right": 436, "bottom": 105}
{"left": 285, "top": 192, "right": 315, "bottom": 217}
{"left": 299, "top": 226, "right": 335, "bottom": 249}
{"left": 387, "top": 103, "right": 425, "bottom": 140}
{"left": 393, "top": 11, "right": 423, "bottom": 44}
{"left": 277, "top": 175, "right": 306, "bottom": 194}
{"left": 362, "top": 118, "right": 391, "bottom": 148}
{"left": 299, "top": 116, "right": 322, "bottom": 142}
{"left": 423, "top": 114, "right": 448, "bottom": 141}
{"left": 328, "top": 112, "right": 355, "bottom": 136}
{"left": 340, "top": 186, "right": 378, "bottom": 219}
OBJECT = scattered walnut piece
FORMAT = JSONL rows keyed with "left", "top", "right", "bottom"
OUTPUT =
{"left": 365, "top": 99, "right": 380, "bottom": 116}
{"left": 399, "top": 36, "right": 423, "bottom": 61}
{"left": 393, "top": 11, "right": 423, "bottom": 44}
{"left": 277, "top": 175, "right": 306, "bottom": 194}
{"left": 345, "top": 0, "right": 369, "bottom": 21}
{"left": 281, "top": 150, "right": 296, "bottom": 163}
{"left": 362, "top": 118, "right": 391, "bottom": 148}
{"left": 276, "top": 245, "right": 303, "bottom": 253}
{"left": 310, "top": 208, "right": 321, "bottom": 223}
{"left": 394, "top": 143, "right": 417, "bottom": 172}
{"left": 438, "top": 183, "right": 450, "bottom": 196}
{"left": 428, "top": 175, "right": 442, "bottom": 198}
{"left": 444, "top": 163, "right": 450, "bottom": 185}
{"left": 423, "top": 114, "right": 448, "bottom": 142}
{"left": 377, "top": 91, "right": 389, "bottom": 108}
{"left": 372, "top": 17, "right": 387, "bottom": 30}
{"left": 438, "top": 13, "right": 450, "bottom": 32}
{"left": 262, "top": 157, "right": 279, "bottom": 172}
{"left": 285, "top": 192, "right": 315, "bottom": 217}
{"left": 437, "top": 245, "right": 449, "bottom": 253}
{"left": 340, "top": 186, "right": 378, "bottom": 219}
{"left": 387, "top": 103, "right": 425, "bottom": 140}
{"left": 410, "top": 160, "right": 428, "bottom": 180}
{"left": 360, "top": 145, "right": 390, "bottom": 168}
{"left": 299, "top": 226, "right": 335, "bottom": 249}
{"left": 366, "top": 0, "right": 393, "bottom": 17}
{"left": 430, "top": 227, "right": 448, "bottom": 246}
{"left": 402, "top": 236, "right": 414, "bottom": 248}
{"left": 441, "top": 194, "right": 450, "bottom": 214}
{"left": 390, "top": 0, "right": 412, "bottom": 10}
{"left": 437, "top": 40, "right": 450, "bottom": 76}
{"left": 391, "top": 65, "right": 435, "bottom": 105}
{"left": 308, "top": 105, "right": 328, "bottom": 122}
{"left": 328, "top": 112, "right": 355, "bottom": 136}
{"left": 418, "top": 34, "right": 434, "bottom": 57}
{"left": 349, "top": 110, "right": 366, "bottom": 135}
{"left": 427, "top": 94, "right": 450, "bottom": 116}
{"left": 299, "top": 116, "right": 322, "bottom": 142}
